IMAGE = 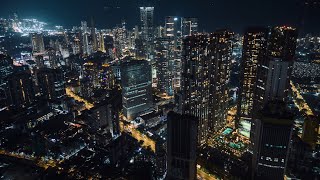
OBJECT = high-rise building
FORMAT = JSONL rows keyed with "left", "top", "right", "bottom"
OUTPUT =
{"left": 155, "top": 37, "right": 171, "bottom": 95}
{"left": 81, "top": 21, "right": 88, "bottom": 34}
{"left": 254, "top": 26, "right": 298, "bottom": 114}
{"left": 90, "top": 17, "right": 98, "bottom": 52}
{"left": 165, "top": 16, "right": 182, "bottom": 92}
{"left": 140, "top": 7, "right": 154, "bottom": 57}
{"left": 181, "top": 31, "right": 233, "bottom": 144}
{"left": 37, "top": 68, "right": 65, "bottom": 101}
{"left": 121, "top": 59, "right": 152, "bottom": 120}
{"left": 31, "top": 33, "right": 45, "bottom": 54}
{"left": 7, "top": 68, "right": 36, "bottom": 109}
{"left": 140, "top": 7, "right": 154, "bottom": 42}
{"left": 167, "top": 111, "right": 198, "bottom": 180}
{"left": 251, "top": 101, "right": 294, "bottom": 180}
{"left": 0, "top": 54, "right": 13, "bottom": 109}
{"left": 236, "top": 27, "right": 268, "bottom": 137}
{"left": 181, "top": 17, "right": 198, "bottom": 37}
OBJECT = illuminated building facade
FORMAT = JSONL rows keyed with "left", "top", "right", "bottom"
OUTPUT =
{"left": 155, "top": 37, "right": 171, "bottom": 95}
{"left": 121, "top": 59, "right": 152, "bottom": 120}
{"left": 165, "top": 16, "right": 182, "bottom": 93}
{"left": 0, "top": 54, "right": 13, "bottom": 109}
{"left": 236, "top": 27, "right": 268, "bottom": 137}
{"left": 31, "top": 33, "right": 45, "bottom": 54}
{"left": 167, "top": 111, "right": 197, "bottom": 180}
{"left": 254, "top": 26, "right": 298, "bottom": 114}
{"left": 140, "top": 7, "right": 154, "bottom": 56}
{"left": 181, "top": 17, "right": 198, "bottom": 37}
{"left": 7, "top": 68, "right": 35, "bottom": 109}
{"left": 252, "top": 101, "right": 293, "bottom": 180}
{"left": 37, "top": 68, "right": 65, "bottom": 101}
{"left": 181, "top": 30, "right": 233, "bottom": 144}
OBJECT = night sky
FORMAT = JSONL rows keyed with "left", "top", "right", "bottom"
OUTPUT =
{"left": 1, "top": 0, "right": 319, "bottom": 33}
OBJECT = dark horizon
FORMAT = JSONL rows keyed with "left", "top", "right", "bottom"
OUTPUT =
{"left": 1, "top": 0, "right": 320, "bottom": 34}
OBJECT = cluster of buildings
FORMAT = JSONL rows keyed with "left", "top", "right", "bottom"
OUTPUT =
{"left": 0, "top": 6, "right": 319, "bottom": 180}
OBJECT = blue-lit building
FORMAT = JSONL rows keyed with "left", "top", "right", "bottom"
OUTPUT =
{"left": 121, "top": 59, "right": 152, "bottom": 120}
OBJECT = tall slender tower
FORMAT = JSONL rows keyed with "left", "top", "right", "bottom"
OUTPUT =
{"left": 236, "top": 27, "right": 268, "bottom": 137}
{"left": 139, "top": 7, "right": 154, "bottom": 56}
{"left": 181, "top": 30, "right": 233, "bottom": 144}
{"left": 91, "top": 17, "right": 98, "bottom": 52}
{"left": 165, "top": 16, "right": 181, "bottom": 94}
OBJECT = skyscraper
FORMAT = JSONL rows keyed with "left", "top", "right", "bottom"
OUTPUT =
{"left": 37, "top": 68, "right": 65, "bottom": 101}
{"left": 165, "top": 16, "right": 182, "bottom": 92}
{"left": 121, "top": 59, "right": 152, "bottom": 120}
{"left": 236, "top": 27, "right": 269, "bottom": 137}
{"left": 181, "top": 30, "right": 233, "bottom": 144}
{"left": 155, "top": 37, "right": 171, "bottom": 95}
{"left": 7, "top": 68, "right": 36, "bottom": 109}
{"left": 254, "top": 26, "right": 298, "bottom": 114}
{"left": 181, "top": 17, "right": 198, "bottom": 37}
{"left": 167, "top": 111, "right": 198, "bottom": 180}
{"left": 140, "top": 7, "right": 154, "bottom": 56}
{"left": 0, "top": 54, "right": 13, "bottom": 110}
{"left": 90, "top": 17, "right": 98, "bottom": 52}
{"left": 252, "top": 101, "right": 294, "bottom": 180}
{"left": 31, "top": 33, "right": 45, "bottom": 54}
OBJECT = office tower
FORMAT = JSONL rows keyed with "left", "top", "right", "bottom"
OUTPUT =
{"left": 31, "top": 33, "right": 45, "bottom": 54}
{"left": 47, "top": 49, "right": 59, "bottom": 69}
{"left": 85, "top": 89, "right": 121, "bottom": 137}
{"left": 99, "top": 64, "right": 115, "bottom": 90}
{"left": 155, "top": 37, "right": 171, "bottom": 95}
{"left": 139, "top": 7, "right": 154, "bottom": 56}
{"left": 0, "top": 54, "right": 13, "bottom": 109}
{"left": 181, "top": 17, "right": 198, "bottom": 37}
{"left": 254, "top": 26, "right": 298, "bottom": 113}
{"left": 236, "top": 27, "right": 268, "bottom": 137}
{"left": 82, "top": 33, "right": 91, "bottom": 55}
{"left": 7, "top": 68, "right": 35, "bottom": 109}
{"left": 252, "top": 101, "right": 294, "bottom": 180}
{"left": 167, "top": 111, "right": 197, "bottom": 180}
{"left": 302, "top": 115, "right": 319, "bottom": 150}
{"left": 81, "top": 21, "right": 88, "bottom": 34}
{"left": 140, "top": 7, "right": 154, "bottom": 42}
{"left": 121, "top": 59, "right": 152, "bottom": 120}
{"left": 165, "top": 16, "right": 182, "bottom": 92}
{"left": 97, "top": 32, "right": 105, "bottom": 52}
{"left": 37, "top": 68, "right": 65, "bottom": 101}
{"left": 181, "top": 31, "right": 233, "bottom": 144}
{"left": 72, "top": 38, "right": 81, "bottom": 55}
{"left": 90, "top": 17, "right": 98, "bottom": 52}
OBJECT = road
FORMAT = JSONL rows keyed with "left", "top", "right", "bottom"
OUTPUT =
{"left": 120, "top": 121, "right": 156, "bottom": 152}
{"left": 66, "top": 87, "right": 94, "bottom": 110}
{"left": 291, "top": 81, "right": 314, "bottom": 116}
{"left": 197, "top": 167, "right": 219, "bottom": 180}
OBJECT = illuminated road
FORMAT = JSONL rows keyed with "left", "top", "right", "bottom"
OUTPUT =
{"left": 0, "top": 149, "right": 58, "bottom": 169}
{"left": 291, "top": 81, "right": 314, "bottom": 116}
{"left": 66, "top": 87, "right": 94, "bottom": 110}
{"left": 120, "top": 121, "right": 155, "bottom": 152}
{"left": 197, "top": 166, "right": 219, "bottom": 180}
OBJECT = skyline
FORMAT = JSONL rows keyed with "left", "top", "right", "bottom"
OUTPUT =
{"left": 1, "top": 0, "right": 319, "bottom": 33}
